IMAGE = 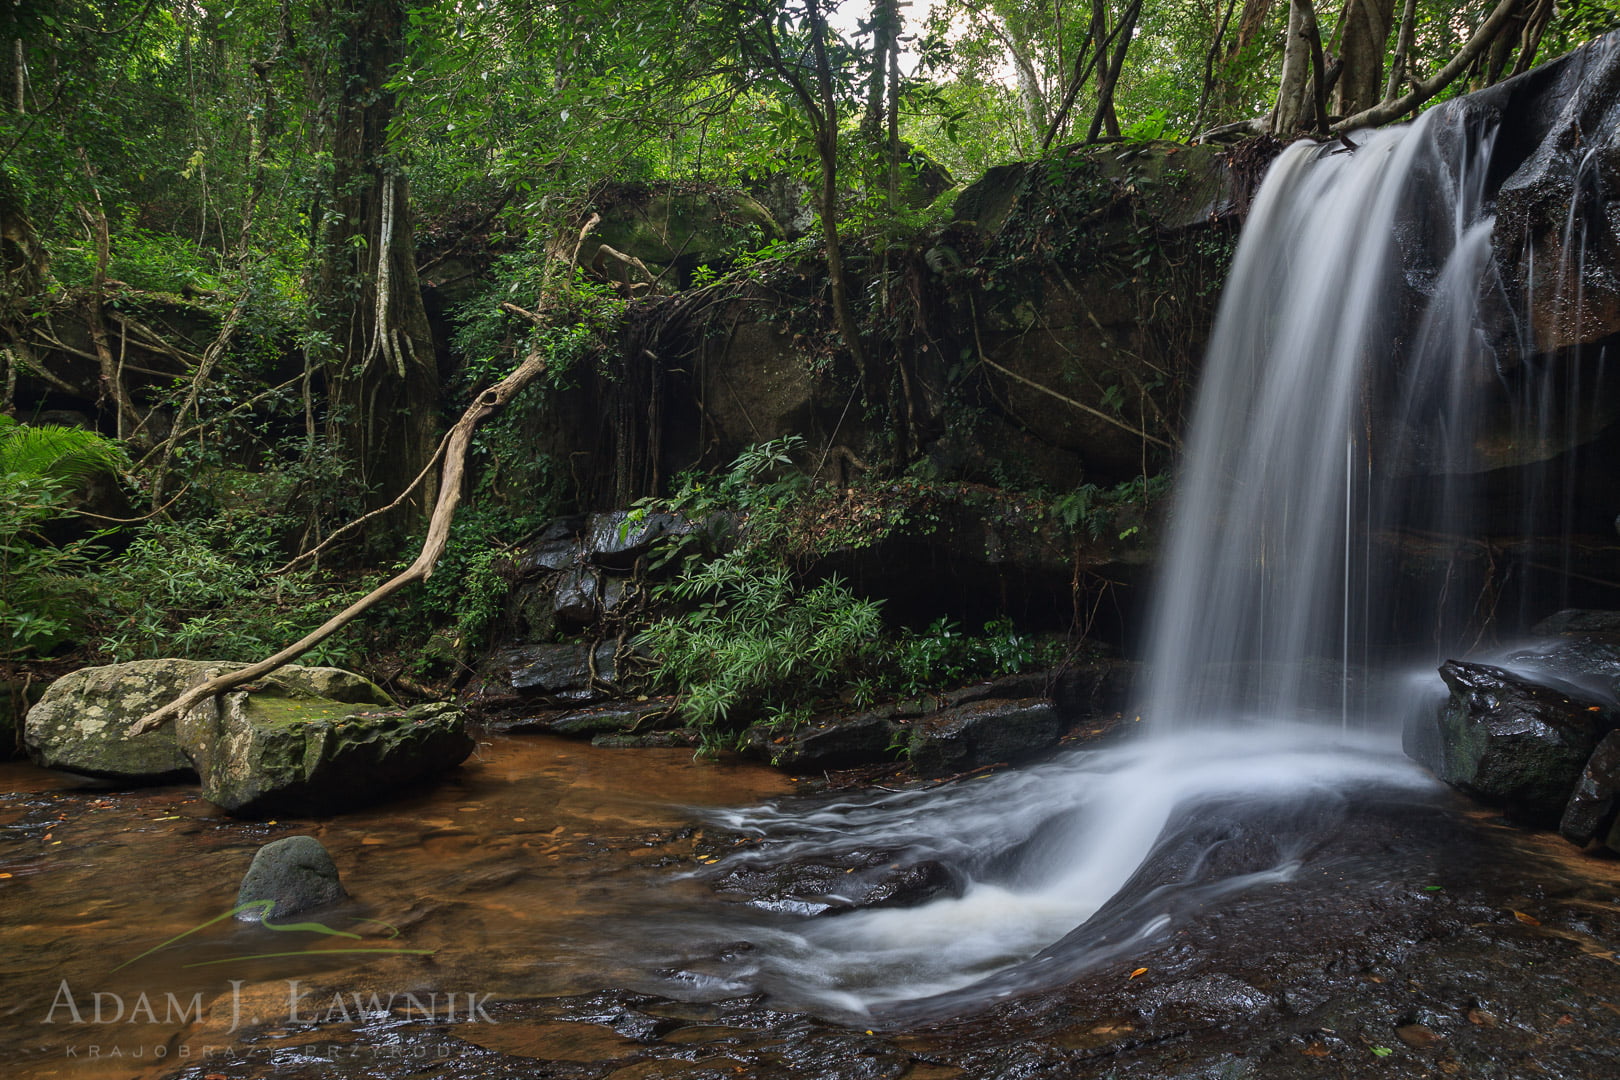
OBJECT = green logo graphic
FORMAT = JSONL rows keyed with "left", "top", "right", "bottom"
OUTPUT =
{"left": 114, "top": 901, "right": 433, "bottom": 972}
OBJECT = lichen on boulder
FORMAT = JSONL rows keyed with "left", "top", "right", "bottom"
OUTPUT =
{"left": 24, "top": 659, "right": 473, "bottom": 816}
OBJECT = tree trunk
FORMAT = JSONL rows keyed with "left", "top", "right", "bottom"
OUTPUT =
{"left": 1087, "top": 0, "right": 1141, "bottom": 141}
{"left": 312, "top": 0, "right": 440, "bottom": 530}
{"left": 1334, "top": 0, "right": 1396, "bottom": 119}
{"left": 1270, "top": 0, "right": 1318, "bottom": 136}
{"left": 806, "top": 1, "right": 868, "bottom": 386}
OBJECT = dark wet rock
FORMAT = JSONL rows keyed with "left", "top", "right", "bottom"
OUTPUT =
{"left": 552, "top": 568, "right": 601, "bottom": 625}
{"left": 181, "top": 698, "right": 474, "bottom": 818}
{"left": 517, "top": 516, "right": 587, "bottom": 574}
{"left": 767, "top": 711, "right": 900, "bottom": 771}
{"left": 906, "top": 697, "right": 1060, "bottom": 776}
{"left": 1430, "top": 660, "right": 1609, "bottom": 824}
{"left": 775, "top": 1033, "right": 911, "bottom": 1079}
{"left": 236, "top": 835, "right": 346, "bottom": 921}
{"left": 1136, "top": 974, "right": 1274, "bottom": 1025}
{"left": 507, "top": 700, "right": 676, "bottom": 739}
{"left": 590, "top": 731, "right": 695, "bottom": 749}
{"left": 712, "top": 849, "right": 966, "bottom": 917}
{"left": 583, "top": 510, "right": 691, "bottom": 568}
{"left": 1560, "top": 730, "right": 1620, "bottom": 845}
{"left": 520, "top": 537, "right": 580, "bottom": 574}
{"left": 1488, "top": 34, "right": 1620, "bottom": 354}
{"left": 501, "top": 642, "right": 623, "bottom": 702}
{"left": 1500, "top": 633, "right": 1620, "bottom": 700}
{"left": 600, "top": 575, "right": 631, "bottom": 615}
{"left": 23, "top": 659, "right": 390, "bottom": 785}
{"left": 827, "top": 859, "right": 959, "bottom": 913}
{"left": 1533, "top": 609, "right": 1620, "bottom": 635}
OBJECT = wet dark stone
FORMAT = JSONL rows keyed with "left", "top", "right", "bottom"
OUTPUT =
{"left": 583, "top": 510, "right": 691, "bottom": 568}
{"left": 776, "top": 1033, "right": 910, "bottom": 1079}
{"left": 1432, "top": 660, "right": 1608, "bottom": 824}
{"left": 907, "top": 697, "right": 1060, "bottom": 776}
{"left": 1501, "top": 634, "right": 1620, "bottom": 701}
{"left": 827, "top": 859, "right": 959, "bottom": 913}
{"left": 1561, "top": 730, "right": 1620, "bottom": 845}
{"left": 235, "top": 835, "right": 346, "bottom": 921}
{"left": 771, "top": 711, "right": 900, "bottom": 771}
{"left": 501, "top": 642, "right": 621, "bottom": 702}
{"left": 553, "top": 568, "right": 600, "bottom": 625}
{"left": 518, "top": 516, "right": 586, "bottom": 574}
{"left": 1533, "top": 609, "right": 1620, "bottom": 635}
{"left": 601, "top": 575, "right": 630, "bottom": 615}
{"left": 491, "top": 699, "right": 675, "bottom": 738}
{"left": 713, "top": 849, "right": 965, "bottom": 917}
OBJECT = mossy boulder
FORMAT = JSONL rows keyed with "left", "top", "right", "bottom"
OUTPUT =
{"left": 24, "top": 659, "right": 394, "bottom": 784}
{"left": 180, "top": 694, "right": 473, "bottom": 818}
{"left": 25, "top": 659, "right": 471, "bottom": 816}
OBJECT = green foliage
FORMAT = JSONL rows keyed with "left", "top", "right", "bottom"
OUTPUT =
{"left": 51, "top": 227, "right": 224, "bottom": 296}
{"left": 634, "top": 439, "right": 1065, "bottom": 754}
{"left": 1050, "top": 473, "right": 1169, "bottom": 540}
{"left": 0, "top": 419, "right": 129, "bottom": 656}
{"left": 93, "top": 515, "right": 370, "bottom": 669}
{"left": 895, "top": 616, "right": 1061, "bottom": 698}
{"left": 640, "top": 558, "right": 885, "bottom": 753}
{"left": 450, "top": 242, "right": 626, "bottom": 398}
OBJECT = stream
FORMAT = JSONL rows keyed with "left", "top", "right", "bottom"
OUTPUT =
{"left": 5, "top": 731, "right": 1619, "bottom": 1080}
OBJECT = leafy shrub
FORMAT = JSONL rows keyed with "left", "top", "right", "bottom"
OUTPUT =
{"left": 632, "top": 438, "right": 1065, "bottom": 754}
{"left": 0, "top": 419, "right": 128, "bottom": 656}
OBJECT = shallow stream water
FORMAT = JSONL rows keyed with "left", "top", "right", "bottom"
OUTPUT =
{"left": 0, "top": 735, "right": 790, "bottom": 1079}
{"left": 4, "top": 731, "right": 1619, "bottom": 1080}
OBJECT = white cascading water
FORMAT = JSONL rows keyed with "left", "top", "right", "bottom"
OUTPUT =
{"left": 666, "top": 99, "right": 1582, "bottom": 1020}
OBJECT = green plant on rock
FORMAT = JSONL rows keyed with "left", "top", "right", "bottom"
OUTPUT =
{"left": 639, "top": 552, "right": 884, "bottom": 755}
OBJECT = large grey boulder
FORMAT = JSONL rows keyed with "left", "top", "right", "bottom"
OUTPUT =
{"left": 24, "top": 659, "right": 238, "bottom": 782}
{"left": 25, "top": 659, "right": 473, "bottom": 816}
{"left": 237, "top": 835, "right": 347, "bottom": 921}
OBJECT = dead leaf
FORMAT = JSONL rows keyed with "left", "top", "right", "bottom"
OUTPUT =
{"left": 1395, "top": 1023, "right": 1444, "bottom": 1050}
{"left": 1511, "top": 910, "right": 1541, "bottom": 926}
{"left": 1128, "top": 967, "right": 1148, "bottom": 980}
{"left": 1467, "top": 1008, "right": 1499, "bottom": 1027}
{"left": 1300, "top": 1041, "right": 1330, "bottom": 1058}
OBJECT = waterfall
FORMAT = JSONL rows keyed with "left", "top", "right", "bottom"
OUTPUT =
{"left": 679, "top": 41, "right": 1620, "bottom": 1019}
{"left": 1141, "top": 107, "right": 1504, "bottom": 729}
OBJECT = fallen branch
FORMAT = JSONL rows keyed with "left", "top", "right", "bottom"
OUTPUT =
{"left": 273, "top": 429, "right": 451, "bottom": 575}
{"left": 127, "top": 340, "right": 550, "bottom": 737}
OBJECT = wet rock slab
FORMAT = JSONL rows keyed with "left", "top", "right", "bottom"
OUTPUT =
{"left": 710, "top": 847, "right": 964, "bottom": 917}
{"left": 1430, "top": 659, "right": 1611, "bottom": 824}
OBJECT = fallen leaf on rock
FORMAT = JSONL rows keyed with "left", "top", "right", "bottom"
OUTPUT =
{"left": 1300, "top": 1042, "right": 1330, "bottom": 1057}
{"left": 1128, "top": 967, "right": 1148, "bottom": 980}
{"left": 1395, "top": 1023, "right": 1444, "bottom": 1050}
{"left": 1466, "top": 1008, "right": 1498, "bottom": 1027}
{"left": 1511, "top": 910, "right": 1541, "bottom": 926}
